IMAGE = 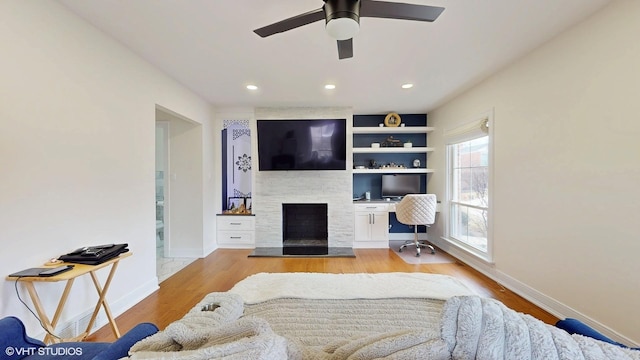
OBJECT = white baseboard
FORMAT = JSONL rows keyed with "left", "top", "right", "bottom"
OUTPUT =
{"left": 167, "top": 247, "right": 203, "bottom": 258}
{"left": 109, "top": 277, "right": 159, "bottom": 321}
{"left": 353, "top": 241, "right": 388, "bottom": 248}
{"left": 217, "top": 244, "right": 255, "bottom": 249}
{"left": 431, "top": 237, "right": 638, "bottom": 347}
{"left": 33, "top": 277, "right": 159, "bottom": 341}
{"left": 204, "top": 243, "right": 218, "bottom": 256}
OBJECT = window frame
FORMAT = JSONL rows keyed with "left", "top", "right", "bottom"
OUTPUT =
{"left": 443, "top": 111, "right": 494, "bottom": 262}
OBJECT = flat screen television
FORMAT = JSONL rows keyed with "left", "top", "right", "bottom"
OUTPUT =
{"left": 381, "top": 174, "right": 421, "bottom": 199}
{"left": 257, "top": 119, "right": 347, "bottom": 171}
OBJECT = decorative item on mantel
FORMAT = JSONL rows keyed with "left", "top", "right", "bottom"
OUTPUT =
{"left": 223, "top": 203, "right": 251, "bottom": 215}
{"left": 224, "top": 197, "right": 252, "bottom": 215}
{"left": 381, "top": 135, "right": 403, "bottom": 147}
{"left": 384, "top": 112, "right": 402, "bottom": 127}
{"left": 380, "top": 163, "right": 406, "bottom": 169}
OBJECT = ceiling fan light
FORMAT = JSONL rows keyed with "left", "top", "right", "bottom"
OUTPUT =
{"left": 326, "top": 18, "right": 359, "bottom": 40}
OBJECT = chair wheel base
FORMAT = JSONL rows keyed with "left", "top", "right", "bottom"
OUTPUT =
{"left": 399, "top": 240, "right": 436, "bottom": 257}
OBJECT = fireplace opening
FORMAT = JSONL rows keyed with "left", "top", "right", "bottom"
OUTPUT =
{"left": 282, "top": 203, "right": 328, "bottom": 249}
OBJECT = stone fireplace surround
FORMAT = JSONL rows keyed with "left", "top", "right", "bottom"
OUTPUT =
{"left": 252, "top": 107, "right": 354, "bottom": 248}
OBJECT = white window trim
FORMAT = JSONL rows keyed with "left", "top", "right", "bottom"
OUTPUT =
{"left": 443, "top": 109, "right": 494, "bottom": 263}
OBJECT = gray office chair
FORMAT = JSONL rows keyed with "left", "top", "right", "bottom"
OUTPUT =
{"left": 396, "top": 194, "right": 437, "bottom": 256}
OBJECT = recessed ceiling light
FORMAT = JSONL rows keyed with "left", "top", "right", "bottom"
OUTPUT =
{"left": 246, "top": 84, "right": 258, "bottom": 90}
{"left": 324, "top": 84, "right": 336, "bottom": 90}
{"left": 401, "top": 83, "right": 414, "bottom": 89}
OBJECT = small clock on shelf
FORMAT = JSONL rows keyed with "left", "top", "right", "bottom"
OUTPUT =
{"left": 384, "top": 113, "right": 401, "bottom": 127}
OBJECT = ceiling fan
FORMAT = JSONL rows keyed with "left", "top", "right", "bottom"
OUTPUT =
{"left": 254, "top": 0, "right": 444, "bottom": 60}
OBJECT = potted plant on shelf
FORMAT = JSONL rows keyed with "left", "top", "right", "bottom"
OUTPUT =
{"left": 404, "top": 139, "right": 412, "bottom": 148}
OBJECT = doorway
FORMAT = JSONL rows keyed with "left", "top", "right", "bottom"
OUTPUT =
{"left": 155, "top": 108, "right": 201, "bottom": 283}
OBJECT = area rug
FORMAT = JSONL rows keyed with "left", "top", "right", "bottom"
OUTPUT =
{"left": 228, "top": 272, "right": 476, "bottom": 303}
{"left": 130, "top": 273, "right": 640, "bottom": 360}
{"left": 130, "top": 273, "right": 477, "bottom": 359}
{"left": 389, "top": 240, "right": 457, "bottom": 264}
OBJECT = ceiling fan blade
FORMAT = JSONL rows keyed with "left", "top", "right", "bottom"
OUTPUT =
{"left": 360, "top": 0, "right": 444, "bottom": 22}
{"left": 337, "top": 38, "right": 353, "bottom": 59}
{"left": 254, "top": 8, "right": 326, "bottom": 37}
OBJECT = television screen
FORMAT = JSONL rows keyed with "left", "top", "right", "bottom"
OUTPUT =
{"left": 381, "top": 174, "right": 421, "bottom": 199}
{"left": 257, "top": 119, "right": 347, "bottom": 171}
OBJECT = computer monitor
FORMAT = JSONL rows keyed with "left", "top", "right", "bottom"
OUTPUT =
{"left": 381, "top": 174, "right": 421, "bottom": 199}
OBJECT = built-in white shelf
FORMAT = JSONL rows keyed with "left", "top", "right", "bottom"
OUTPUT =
{"left": 352, "top": 126, "right": 435, "bottom": 134}
{"left": 352, "top": 146, "right": 435, "bottom": 154}
{"left": 352, "top": 168, "right": 434, "bottom": 174}
{"left": 352, "top": 116, "right": 434, "bottom": 178}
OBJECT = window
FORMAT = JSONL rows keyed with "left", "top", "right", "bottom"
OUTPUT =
{"left": 444, "top": 113, "right": 492, "bottom": 259}
{"left": 310, "top": 123, "right": 336, "bottom": 160}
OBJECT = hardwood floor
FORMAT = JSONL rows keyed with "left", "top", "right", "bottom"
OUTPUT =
{"left": 87, "top": 248, "right": 558, "bottom": 342}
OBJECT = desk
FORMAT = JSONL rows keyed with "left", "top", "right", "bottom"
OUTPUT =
{"left": 355, "top": 199, "right": 441, "bottom": 213}
{"left": 6, "top": 252, "right": 131, "bottom": 344}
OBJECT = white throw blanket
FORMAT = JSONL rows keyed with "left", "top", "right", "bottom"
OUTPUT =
{"left": 128, "top": 293, "right": 298, "bottom": 359}
{"left": 441, "top": 296, "right": 640, "bottom": 360}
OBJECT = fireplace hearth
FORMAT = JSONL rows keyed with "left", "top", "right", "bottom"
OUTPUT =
{"left": 248, "top": 246, "right": 355, "bottom": 257}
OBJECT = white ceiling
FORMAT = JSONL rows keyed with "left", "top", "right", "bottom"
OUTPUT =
{"left": 58, "top": 0, "right": 612, "bottom": 114}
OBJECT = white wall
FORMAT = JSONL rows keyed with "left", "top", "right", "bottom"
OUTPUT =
{"left": 428, "top": 0, "right": 640, "bottom": 344}
{"left": 167, "top": 115, "right": 204, "bottom": 257}
{"left": 0, "top": 0, "right": 216, "bottom": 337}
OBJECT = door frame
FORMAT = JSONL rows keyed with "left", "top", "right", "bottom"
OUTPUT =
{"left": 156, "top": 121, "right": 170, "bottom": 257}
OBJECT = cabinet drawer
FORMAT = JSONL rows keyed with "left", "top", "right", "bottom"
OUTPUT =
{"left": 217, "top": 231, "right": 254, "bottom": 245}
{"left": 354, "top": 203, "right": 389, "bottom": 212}
{"left": 216, "top": 216, "right": 255, "bottom": 231}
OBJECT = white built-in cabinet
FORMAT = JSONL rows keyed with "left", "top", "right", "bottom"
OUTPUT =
{"left": 353, "top": 203, "right": 389, "bottom": 248}
{"left": 216, "top": 215, "right": 255, "bottom": 248}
